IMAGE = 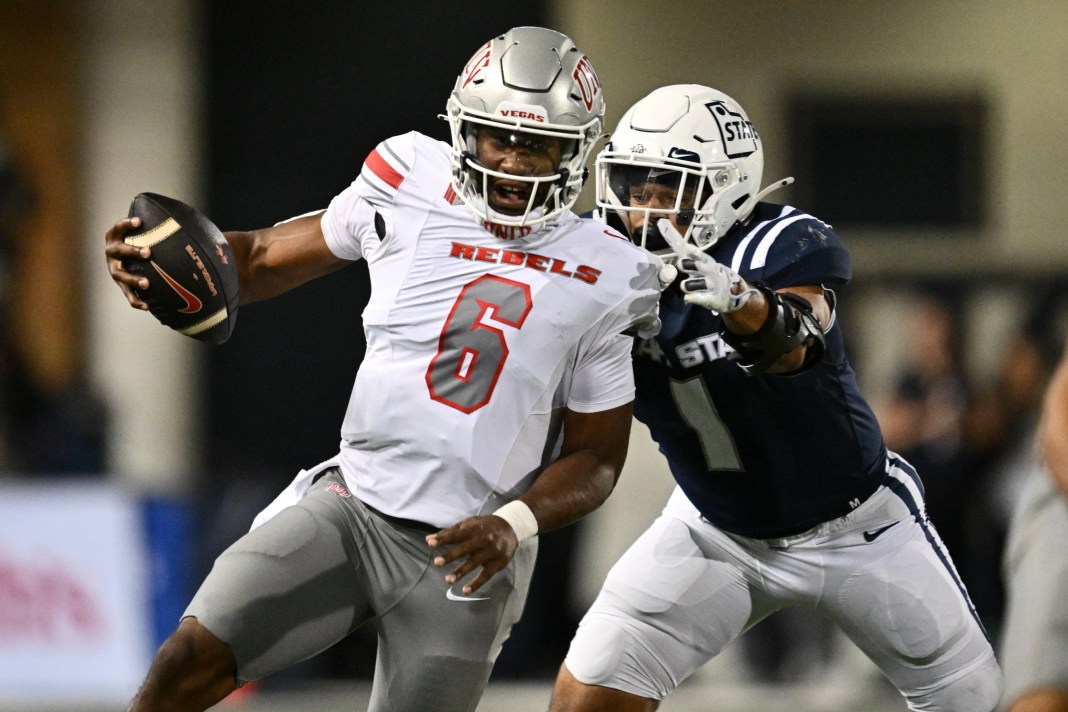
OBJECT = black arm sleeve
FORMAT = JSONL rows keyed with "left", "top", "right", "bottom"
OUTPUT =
{"left": 719, "top": 283, "right": 827, "bottom": 375}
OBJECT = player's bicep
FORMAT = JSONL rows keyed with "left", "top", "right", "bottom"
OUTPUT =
{"left": 560, "top": 402, "right": 633, "bottom": 472}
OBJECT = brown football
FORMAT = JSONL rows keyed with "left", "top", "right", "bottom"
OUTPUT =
{"left": 123, "top": 193, "right": 239, "bottom": 344}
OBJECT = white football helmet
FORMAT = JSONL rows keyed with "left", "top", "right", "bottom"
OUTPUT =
{"left": 446, "top": 27, "right": 605, "bottom": 227}
{"left": 597, "top": 84, "right": 792, "bottom": 256}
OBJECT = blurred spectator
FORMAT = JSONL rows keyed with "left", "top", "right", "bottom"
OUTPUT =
{"left": 969, "top": 288, "right": 1068, "bottom": 641}
{"left": 879, "top": 292, "right": 976, "bottom": 557}
{"left": 872, "top": 288, "right": 1068, "bottom": 640}
{"left": 876, "top": 292, "right": 993, "bottom": 618}
{"left": 998, "top": 325, "right": 1068, "bottom": 711}
{"left": 0, "top": 130, "right": 107, "bottom": 475}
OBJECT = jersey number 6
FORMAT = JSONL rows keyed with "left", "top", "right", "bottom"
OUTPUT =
{"left": 426, "top": 275, "right": 533, "bottom": 413}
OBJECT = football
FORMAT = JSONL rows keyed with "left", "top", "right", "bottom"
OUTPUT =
{"left": 123, "top": 193, "right": 239, "bottom": 344}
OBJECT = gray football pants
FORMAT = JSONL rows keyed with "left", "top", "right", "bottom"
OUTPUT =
{"left": 184, "top": 468, "right": 537, "bottom": 712}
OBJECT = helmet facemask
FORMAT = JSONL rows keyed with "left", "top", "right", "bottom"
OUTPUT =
{"left": 597, "top": 152, "right": 742, "bottom": 259}
{"left": 446, "top": 106, "right": 595, "bottom": 226}
{"left": 445, "top": 27, "right": 605, "bottom": 228}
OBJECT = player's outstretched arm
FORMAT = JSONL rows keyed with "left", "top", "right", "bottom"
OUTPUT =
{"left": 104, "top": 210, "right": 351, "bottom": 309}
{"left": 427, "top": 402, "right": 632, "bottom": 594}
{"left": 1040, "top": 343, "right": 1068, "bottom": 497}
{"left": 656, "top": 219, "right": 830, "bottom": 374}
{"left": 224, "top": 212, "right": 351, "bottom": 305}
{"left": 719, "top": 284, "right": 830, "bottom": 373}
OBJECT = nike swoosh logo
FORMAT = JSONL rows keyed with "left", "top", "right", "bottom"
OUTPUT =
{"left": 863, "top": 521, "right": 900, "bottom": 542}
{"left": 151, "top": 260, "right": 203, "bottom": 314}
{"left": 446, "top": 587, "right": 489, "bottom": 602}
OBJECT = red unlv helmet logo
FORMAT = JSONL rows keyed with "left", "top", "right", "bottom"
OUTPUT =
{"left": 572, "top": 56, "right": 601, "bottom": 112}
{"left": 461, "top": 42, "right": 492, "bottom": 89}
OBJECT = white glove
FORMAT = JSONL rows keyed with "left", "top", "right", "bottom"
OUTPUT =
{"left": 657, "top": 219, "right": 757, "bottom": 314}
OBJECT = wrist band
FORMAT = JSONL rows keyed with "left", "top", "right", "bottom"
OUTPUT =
{"left": 493, "top": 500, "right": 538, "bottom": 542}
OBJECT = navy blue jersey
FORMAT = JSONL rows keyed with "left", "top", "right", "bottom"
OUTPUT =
{"left": 633, "top": 203, "right": 888, "bottom": 538}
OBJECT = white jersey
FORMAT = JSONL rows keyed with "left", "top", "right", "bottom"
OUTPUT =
{"left": 272, "top": 131, "right": 660, "bottom": 528}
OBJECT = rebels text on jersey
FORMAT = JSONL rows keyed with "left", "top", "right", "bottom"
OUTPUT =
{"left": 318, "top": 132, "right": 662, "bottom": 528}
{"left": 633, "top": 203, "right": 887, "bottom": 539}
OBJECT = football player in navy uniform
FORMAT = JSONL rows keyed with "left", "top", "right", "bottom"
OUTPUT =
{"left": 550, "top": 85, "right": 1002, "bottom": 711}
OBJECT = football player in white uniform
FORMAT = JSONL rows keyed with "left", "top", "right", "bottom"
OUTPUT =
{"left": 105, "top": 27, "right": 663, "bottom": 712}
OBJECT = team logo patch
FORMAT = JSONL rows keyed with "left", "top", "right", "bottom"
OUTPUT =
{"left": 326, "top": 482, "right": 351, "bottom": 498}
{"left": 703, "top": 101, "right": 760, "bottom": 158}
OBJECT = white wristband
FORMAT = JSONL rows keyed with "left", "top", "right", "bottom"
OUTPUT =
{"left": 493, "top": 500, "right": 538, "bottom": 542}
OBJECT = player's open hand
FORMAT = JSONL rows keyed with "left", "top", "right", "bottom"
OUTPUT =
{"left": 104, "top": 216, "right": 152, "bottom": 310}
{"left": 658, "top": 219, "right": 757, "bottom": 314}
{"left": 426, "top": 515, "right": 519, "bottom": 594}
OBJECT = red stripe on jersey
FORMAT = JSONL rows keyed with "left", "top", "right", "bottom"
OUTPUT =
{"left": 365, "top": 148, "right": 404, "bottom": 190}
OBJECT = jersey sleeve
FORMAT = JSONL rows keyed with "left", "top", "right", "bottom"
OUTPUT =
{"left": 736, "top": 208, "right": 852, "bottom": 288}
{"left": 567, "top": 331, "right": 636, "bottom": 412}
{"left": 568, "top": 247, "right": 663, "bottom": 412}
{"left": 321, "top": 133, "right": 418, "bottom": 261}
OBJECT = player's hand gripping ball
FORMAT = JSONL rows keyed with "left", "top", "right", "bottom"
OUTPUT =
{"left": 122, "top": 193, "right": 239, "bottom": 344}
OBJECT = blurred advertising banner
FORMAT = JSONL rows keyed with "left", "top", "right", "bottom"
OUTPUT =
{"left": 0, "top": 479, "right": 157, "bottom": 706}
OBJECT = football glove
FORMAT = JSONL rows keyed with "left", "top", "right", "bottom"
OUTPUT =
{"left": 654, "top": 254, "right": 678, "bottom": 291}
{"left": 658, "top": 219, "right": 758, "bottom": 314}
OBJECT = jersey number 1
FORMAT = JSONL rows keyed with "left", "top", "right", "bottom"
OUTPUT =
{"left": 670, "top": 376, "right": 744, "bottom": 471}
{"left": 426, "top": 275, "right": 533, "bottom": 413}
